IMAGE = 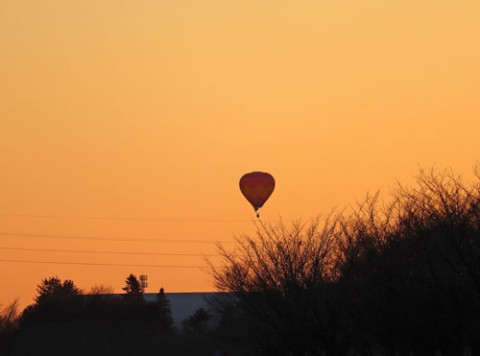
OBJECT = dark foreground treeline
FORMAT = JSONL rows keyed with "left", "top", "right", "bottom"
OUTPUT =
{"left": 0, "top": 276, "right": 238, "bottom": 356}
{"left": 2, "top": 167, "right": 480, "bottom": 356}
{"left": 212, "top": 168, "right": 480, "bottom": 356}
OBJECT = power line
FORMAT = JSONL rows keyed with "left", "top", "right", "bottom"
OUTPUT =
{"left": 0, "top": 214, "right": 252, "bottom": 223}
{"left": 0, "top": 258, "right": 212, "bottom": 269}
{"left": 0, "top": 246, "right": 220, "bottom": 257}
{"left": 0, "top": 232, "right": 233, "bottom": 244}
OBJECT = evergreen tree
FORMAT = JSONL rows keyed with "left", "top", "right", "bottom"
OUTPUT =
{"left": 21, "top": 277, "right": 82, "bottom": 323}
{"left": 156, "top": 287, "right": 174, "bottom": 330}
{"left": 122, "top": 274, "right": 143, "bottom": 301}
{"left": 35, "top": 277, "right": 80, "bottom": 305}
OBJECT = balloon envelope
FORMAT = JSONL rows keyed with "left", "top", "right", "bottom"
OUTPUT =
{"left": 239, "top": 172, "right": 275, "bottom": 212}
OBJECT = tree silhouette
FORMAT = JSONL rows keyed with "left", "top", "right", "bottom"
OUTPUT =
{"left": 212, "top": 166, "right": 480, "bottom": 355}
{"left": 122, "top": 274, "right": 143, "bottom": 301}
{"left": 5, "top": 165, "right": 480, "bottom": 356}
{"left": 336, "top": 168, "right": 480, "bottom": 355}
{"left": 89, "top": 284, "right": 114, "bottom": 296}
{"left": 0, "top": 300, "right": 19, "bottom": 353}
{"left": 156, "top": 288, "right": 174, "bottom": 330}
{"left": 182, "top": 307, "right": 212, "bottom": 335}
{"left": 21, "top": 277, "right": 82, "bottom": 323}
{"left": 212, "top": 217, "right": 344, "bottom": 356}
{"left": 35, "top": 277, "right": 80, "bottom": 305}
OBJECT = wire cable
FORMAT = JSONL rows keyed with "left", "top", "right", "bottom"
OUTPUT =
{"left": 0, "top": 232, "right": 233, "bottom": 244}
{"left": 0, "top": 246, "right": 220, "bottom": 257}
{"left": 0, "top": 258, "right": 212, "bottom": 269}
{"left": 0, "top": 214, "right": 251, "bottom": 223}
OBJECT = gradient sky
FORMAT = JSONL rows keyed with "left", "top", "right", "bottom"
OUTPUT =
{"left": 1, "top": 0, "right": 480, "bottom": 307}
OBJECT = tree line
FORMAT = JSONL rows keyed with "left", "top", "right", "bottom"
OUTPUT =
{"left": 0, "top": 275, "right": 224, "bottom": 356}
{"left": 2, "top": 166, "right": 480, "bottom": 355}
{"left": 211, "top": 167, "right": 480, "bottom": 355}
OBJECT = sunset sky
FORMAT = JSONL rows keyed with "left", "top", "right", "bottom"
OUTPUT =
{"left": 1, "top": 0, "right": 480, "bottom": 306}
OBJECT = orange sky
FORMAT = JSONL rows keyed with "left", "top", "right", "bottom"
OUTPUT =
{"left": 1, "top": 0, "right": 480, "bottom": 307}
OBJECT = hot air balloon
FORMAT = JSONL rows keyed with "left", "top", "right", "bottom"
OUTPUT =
{"left": 239, "top": 172, "right": 275, "bottom": 217}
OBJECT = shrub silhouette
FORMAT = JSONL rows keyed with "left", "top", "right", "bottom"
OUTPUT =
{"left": 0, "top": 300, "right": 19, "bottom": 353}
{"left": 212, "top": 167, "right": 480, "bottom": 356}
